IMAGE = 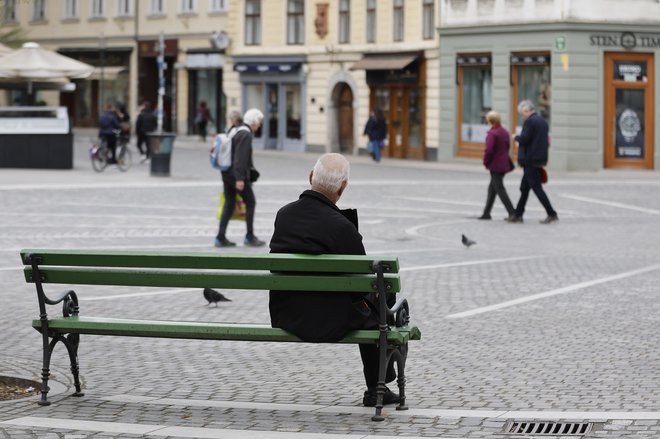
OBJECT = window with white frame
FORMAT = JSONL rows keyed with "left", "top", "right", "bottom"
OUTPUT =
{"left": 423, "top": 0, "right": 434, "bottom": 40}
{"left": 245, "top": 0, "right": 261, "bottom": 45}
{"left": 3, "top": 0, "right": 17, "bottom": 23}
{"left": 117, "top": 0, "right": 133, "bottom": 16}
{"left": 150, "top": 0, "right": 165, "bottom": 15}
{"left": 366, "top": 0, "right": 376, "bottom": 43}
{"left": 32, "top": 0, "right": 47, "bottom": 21}
{"left": 338, "top": 0, "right": 350, "bottom": 44}
{"left": 91, "top": 0, "right": 105, "bottom": 18}
{"left": 393, "top": 0, "right": 404, "bottom": 42}
{"left": 180, "top": 0, "right": 196, "bottom": 13}
{"left": 64, "top": 0, "right": 79, "bottom": 19}
{"left": 287, "top": 0, "right": 304, "bottom": 45}
{"left": 209, "top": 0, "right": 227, "bottom": 13}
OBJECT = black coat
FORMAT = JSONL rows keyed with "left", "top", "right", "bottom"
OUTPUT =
{"left": 136, "top": 109, "right": 157, "bottom": 135}
{"left": 224, "top": 123, "right": 253, "bottom": 181}
{"left": 515, "top": 112, "right": 549, "bottom": 167}
{"left": 363, "top": 116, "right": 387, "bottom": 141}
{"left": 269, "top": 190, "right": 372, "bottom": 342}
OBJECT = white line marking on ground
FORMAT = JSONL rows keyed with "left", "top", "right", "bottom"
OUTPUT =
{"left": 0, "top": 416, "right": 446, "bottom": 439}
{"left": 101, "top": 395, "right": 660, "bottom": 420}
{"left": 78, "top": 288, "right": 198, "bottom": 301}
{"left": 399, "top": 256, "right": 542, "bottom": 272}
{"left": 446, "top": 263, "right": 660, "bottom": 319}
{"left": 559, "top": 193, "right": 660, "bottom": 215}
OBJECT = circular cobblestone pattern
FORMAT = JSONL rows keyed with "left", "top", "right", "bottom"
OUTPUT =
{"left": 0, "top": 376, "right": 40, "bottom": 401}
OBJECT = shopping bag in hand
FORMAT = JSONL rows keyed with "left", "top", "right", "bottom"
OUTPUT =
{"left": 217, "top": 193, "right": 246, "bottom": 221}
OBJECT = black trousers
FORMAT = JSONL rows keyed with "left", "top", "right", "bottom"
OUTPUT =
{"left": 216, "top": 173, "right": 256, "bottom": 241}
{"left": 136, "top": 133, "right": 149, "bottom": 156}
{"left": 100, "top": 134, "right": 117, "bottom": 162}
{"left": 515, "top": 166, "right": 557, "bottom": 217}
{"left": 483, "top": 171, "right": 515, "bottom": 217}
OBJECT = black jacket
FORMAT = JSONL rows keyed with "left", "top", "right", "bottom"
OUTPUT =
{"left": 225, "top": 123, "right": 253, "bottom": 181}
{"left": 136, "top": 109, "right": 157, "bottom": 135}
{"left": 269, "top": 190, "right": 372, "bottom": 342}
{"left": 363, "top": 116, "right": 387, "bottom": 141}
{"left": 515, "top": 112, "right": 549, "bottom": 167}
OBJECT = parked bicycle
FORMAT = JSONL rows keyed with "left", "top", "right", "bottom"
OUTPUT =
{"left": 90, "top": 130, "right": 132, "bottom": 172}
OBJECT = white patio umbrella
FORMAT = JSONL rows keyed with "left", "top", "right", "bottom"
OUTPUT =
{"left": 0, "top": 42, "right": 93, "bottom": 93}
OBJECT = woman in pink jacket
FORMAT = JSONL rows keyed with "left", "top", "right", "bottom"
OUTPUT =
{"left": 478, "top": 111, "right": 515, "bottom": 220}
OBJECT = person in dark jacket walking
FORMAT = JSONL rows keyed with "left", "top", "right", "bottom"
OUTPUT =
{"left": 509, "top": 100, "right": 558, "bottom": 224}
{"left": 214, "top": 108, "right": 265, "bottom": 247}
{"left": 269, "top": 153, "right": 402, "bottom": 407}
{"left": 363, "top": 108, "right": 387, "bottom": 162}
{"left": 135, "top": 101, "right": 157, "bottom": 159}
{"left": 195, "top": 101, "right": 212, "bottom": 142}
{"left": 98, "top": 103, "right": 120, "bottom": 163}
{"left": 478, "top": 111, "right": 515, "bottom": 220}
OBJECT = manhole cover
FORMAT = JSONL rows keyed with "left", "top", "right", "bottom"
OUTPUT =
{"left": 506, "top": 421, "right": 593, "bottom": 436}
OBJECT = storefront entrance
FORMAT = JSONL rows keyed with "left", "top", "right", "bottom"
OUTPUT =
{"left": 371, "top": 86, "right": 424, "bottom": 160}
{"left": 604, "top": 52, "right": 654, "bottom": 169}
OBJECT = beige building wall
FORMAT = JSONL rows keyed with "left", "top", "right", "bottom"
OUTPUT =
{"left": 226, "top": 0, "right": 439, "bottom": 157}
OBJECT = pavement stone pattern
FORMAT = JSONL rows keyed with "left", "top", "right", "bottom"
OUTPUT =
{"left": 0, "top": 135, "right": 659, "bottom": 437}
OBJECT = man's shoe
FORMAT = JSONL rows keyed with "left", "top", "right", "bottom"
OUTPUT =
{"left": 540, "top": 215, "right": 559, "bottom": 224}
{"left": 214, "top": 238, "right": 236, "bottom": 248}
{"left": 244, "top": 236, "right": 266, "bottom": 247}
{"left": 363, "top": 387, "right": 401, "bottom": 407}
{"left": 507, "top": 215, "right": 523, "bottom": 223}
{"left": 477, "top": 214, "right": 492, "bottom": 220}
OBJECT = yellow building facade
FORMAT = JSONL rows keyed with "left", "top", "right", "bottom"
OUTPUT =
{"left": 5, "top": 0, "right": 438, "bottom": 159}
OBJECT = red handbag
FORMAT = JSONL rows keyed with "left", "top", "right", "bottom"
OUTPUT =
{"left": 540, "top": 167, "right": 548, "bottom": 184}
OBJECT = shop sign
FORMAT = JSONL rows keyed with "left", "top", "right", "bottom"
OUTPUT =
{"left": 554, "top": 35, "right": 567, "bottom": 52}
{"left": 614, "top": 61, "right": 647, "bottom": 82}
{"left": 590, "top": 32, "right": 660, "bottom": 50}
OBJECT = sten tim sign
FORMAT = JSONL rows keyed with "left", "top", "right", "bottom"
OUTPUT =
{"left": 590, "top": 32, "right": 660, "bottom": 50}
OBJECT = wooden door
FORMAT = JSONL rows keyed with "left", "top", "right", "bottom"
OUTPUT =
{"left": 338, "top": 84, "right": 354, "bottom": 153}
{"left": 604, "top": 52, "right": 654, "bottom": 169}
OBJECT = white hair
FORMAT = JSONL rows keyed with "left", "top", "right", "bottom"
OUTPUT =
{"left": 311, "top": 153, "right": 350, "bottom": 194}
{"left": 243, "top": 108, "right": 264, "bottom": 126}
{"left": 518, "top": 100, "right": 535, "bottom": 113}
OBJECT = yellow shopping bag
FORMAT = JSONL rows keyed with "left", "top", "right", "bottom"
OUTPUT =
{"left": 217, "top": 193, "right": 247, "bottom": 221}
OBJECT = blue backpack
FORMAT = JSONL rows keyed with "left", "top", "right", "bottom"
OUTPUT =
{"left": 210, "top": 125, "right": 249, "bottom": 171}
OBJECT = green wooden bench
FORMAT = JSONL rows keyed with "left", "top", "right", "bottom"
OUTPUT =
{"left": 21, "top": 249, "right": 421, "bottom": 421}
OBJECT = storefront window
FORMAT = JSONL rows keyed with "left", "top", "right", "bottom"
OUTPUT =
{"left": 408, "top": 88, "right": 421, "bottom": 148}
{"left": 284, "top": 84, "right": 301, "bottom": 139}
{"left": 516, "top": 64, "right": 551, "bottom": 130}
{"left": 245, "top": 83, "right": 263, "bottom": 138}
{"left": 461, "top": 66, "right": 492, "bottom": 144}
{"left": 287, "top": 0, "right": 304, "bottom": 45}
{"left": 245, "top": 0, "right": 261, "bottom": 45}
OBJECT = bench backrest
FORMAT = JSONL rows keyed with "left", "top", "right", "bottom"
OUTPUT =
{"left": 21, "top": 250, "right": 401, "bottom": 293}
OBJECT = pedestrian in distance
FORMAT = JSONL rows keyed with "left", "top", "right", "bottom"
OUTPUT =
{"left": 478, "top": 111, "right": 515, "bottom": 220}
{"left": 508, "top": 100, "right": 558, "bottom": 224}
{"left": 195, "top": 101, "right": 212, "bottom": 142}
{"left": 363, "top": 108, "right": 387, "bottom": 162}
{"left": 135, "top": 101, "right": 157, "bottom": 160}
{"left": 115, "top": 103, "right": 131, "bottom": 147}
{"left": 98, "top": 103, "right": 120, "bottom": 164}
{"left": 214, "top": 108, "right": 266, "bottom": 248}
{"left": 268, "top": 153, "right": 404, "bottom": 407}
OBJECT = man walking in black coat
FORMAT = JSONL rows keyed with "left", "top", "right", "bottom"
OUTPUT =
{"left": 135, "top": 101, "right": 157, "bottom": 159}
{"left": 509, "top": 100, "right": 558, "bottom": 224}
{"left": 269, "top": 153, "right": 401, "bottom": 407}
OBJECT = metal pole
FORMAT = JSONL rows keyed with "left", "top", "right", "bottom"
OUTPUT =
{"left": 100, "top": 33, "right": 105, "bottom": 113}
{"left": 156, "top": 31, "right": 164, "bottom": 132}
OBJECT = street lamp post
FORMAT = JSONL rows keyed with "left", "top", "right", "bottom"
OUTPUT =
{"left": 156, "top": 31, "right": 164, "bottom": 132}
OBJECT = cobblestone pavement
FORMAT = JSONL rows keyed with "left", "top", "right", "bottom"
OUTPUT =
{"left": 0, "top": 135, "right": 659, "bottom": 437}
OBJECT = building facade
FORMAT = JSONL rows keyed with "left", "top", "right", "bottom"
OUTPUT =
{"left": 439, "top": 0, "right": 660, "bottom": 170}
{"left": 4, "top": 0, "right": 440, "bottom": 160}
{"left": 2, "top": 0, "right": 230, "bottom": 135}
{"left": 225, "top": 0, "right": 440, "bottom": 159}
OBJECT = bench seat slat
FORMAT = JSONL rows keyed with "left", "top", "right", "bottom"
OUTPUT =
{"left": 33, "top": 317, "right": 421, "bottom": 345}
{"left": 24, "top": 267, "right": 401, "bottom": 293}
{"left": 20, "top": 250, "right": 400, "bottom": 274}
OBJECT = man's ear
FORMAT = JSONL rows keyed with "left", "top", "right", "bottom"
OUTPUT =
{"left": 337, "top": 179, "right": 348, "bottom": 199}
{"left": 309, "top": 171, "right": 313, "bottom": 186}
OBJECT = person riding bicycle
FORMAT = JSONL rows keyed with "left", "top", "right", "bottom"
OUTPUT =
{"left": 99, "top": 103, "right": 121, "bottom": 164}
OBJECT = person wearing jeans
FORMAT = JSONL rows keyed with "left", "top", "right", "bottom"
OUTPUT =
{"left": 215, "top": 109, "right": 265, "bottom": 247}
{"left": 363, "top": 108, "right": 387, "bottom": 162}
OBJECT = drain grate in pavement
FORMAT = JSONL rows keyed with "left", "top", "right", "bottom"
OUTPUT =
{"left": 505, "top": 421, "right": 593, "bottom": 436}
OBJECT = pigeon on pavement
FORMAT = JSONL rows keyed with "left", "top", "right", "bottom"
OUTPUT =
{"left": 203, "top": 288, "right": 231, "bottom": 306}
{"left": 461, "top": 234, "right": 476, "bottom": 248}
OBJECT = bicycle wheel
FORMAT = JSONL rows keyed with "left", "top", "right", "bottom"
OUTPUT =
{"left": 91, "top": 144, "right": 108, "bottom": 172}
{"left": 116, "top": 145, "right": 132, "bottom": 172}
